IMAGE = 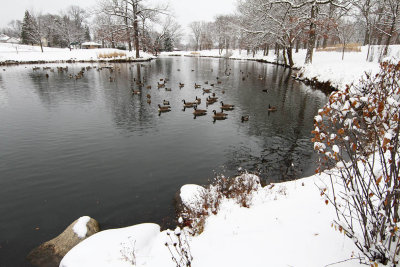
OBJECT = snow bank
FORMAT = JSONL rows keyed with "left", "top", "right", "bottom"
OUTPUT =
{"left": 60, "top": 223, "right": 170, "bottom": 267}
{"left": 162, "top": 45, "right": 400, "bottom": 91}
{"left": 61, "top": 172, "right": 363, "bottom": 267}
{"left": 0, "top": 43, "right": 155, "bottom": 64}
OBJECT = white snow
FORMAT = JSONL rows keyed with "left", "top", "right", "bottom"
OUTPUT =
{"left": 73, "top": 216, "right": 91, "bottom": 239}
{"left": 161, "top": 45, "right": 400, "bottom": 91}
{"left": 61, "top": 172, "right": 364, "bottom": 267}
{"left": 0, "top": 43, "right": 155, "bottom": 63}
{"left": 332, "top": 145, "right": 340, "bottom": 153}
{"left": 180, "top": 184, "right": 206, "bottom": 211}
{"left": 61, "top": 223, "right": 164, "bottom": 267}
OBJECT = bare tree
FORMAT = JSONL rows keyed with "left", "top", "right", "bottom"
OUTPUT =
{"left": 99, "top": 0, "right": 168, "bottom": 57}
{"left": 189, "top": 21, "right": 203, "bottom": 51}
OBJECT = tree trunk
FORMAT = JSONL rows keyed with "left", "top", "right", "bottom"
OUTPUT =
{"left": 363, "top": 26, "right": 370, "bottom": 46}
{"left": 266, "top": 44, "right": 269, "bottom": 56}
{"left": 305, "top": 3, "right": 317, "bottom": 64}
{"left": 342, "top": 40, "right": 345, "bottom": 60}
{"left": 125, "top": 3, "right": 132, "bottom": 52}
{"left": 133, "top": 3, "right": 140, "bottom": 58}
{"left": 282, "top": 47, "right": 287, "bottom": 66}
{"left": 295, "top": 39, "right": 300, "bottom": 53}
{"left": 287, "top": 45, "right": 294, "bottom": 67}
{"left": 383, "top": 3, "right": 399, "bottom": 57}
{"left": 39, "top": 38, "right": 43, "bottom": 53}
{"left": 322, "top": 36, "right": 328, "bottom": 48}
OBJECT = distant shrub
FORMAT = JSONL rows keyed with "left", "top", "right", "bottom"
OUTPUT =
{"left": 97, "top": 52, "right": 126, "bottom": 59}
{"left": 317, "top": 43, "right": 361, "bottom": 52}
{"left": 313, "top": 61, "right": 400, "bottom": 265}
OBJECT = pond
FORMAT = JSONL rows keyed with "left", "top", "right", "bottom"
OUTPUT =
{"left": 0, "top": 56, "right": 327, "bottom": 266}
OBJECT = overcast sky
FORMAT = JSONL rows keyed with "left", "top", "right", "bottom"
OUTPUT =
{"left": 0, "top": 0, "right": 238, "bottom": 35}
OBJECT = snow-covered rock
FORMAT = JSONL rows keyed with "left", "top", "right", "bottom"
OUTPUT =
{"left": 27, "top": 216, "right": 99, "bottom": 267}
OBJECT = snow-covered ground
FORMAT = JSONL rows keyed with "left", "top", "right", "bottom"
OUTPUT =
{"left": 60, "top": 173, "right": 364, "bottom": 267}
{"left": 162, "top": 45, "right": 400, "bottom": 90}
{"left": 0, "top": 43, "right": 155, "bottom": 63}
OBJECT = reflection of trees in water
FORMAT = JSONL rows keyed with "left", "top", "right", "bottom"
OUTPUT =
{"left": 223, "top": 63, "right": 327, "bottom": 183}
{"left": 28, "top": 69, "right": 94, "bottom": 108}
{"left": 104, "top": 64, "right": 157, "bottom": 133}
{"left": 0, "top": 73, "right": 8, "bottom": 107}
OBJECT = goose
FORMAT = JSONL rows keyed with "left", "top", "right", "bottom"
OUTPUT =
{"left": 179, "top": 82, "right": 185, "bottom": 88}
{"left": 206, "top": 97, "right": 217, "bottom": 105}
{"left": 158, "top": 104, "right": 171, "bottom": 112}
{"left": 165, "top": 87, "right": 172, "bottom": 91}
{"left": 147, "top": 99, "right": 151, "bottom": 104}
{"left": 212, "top": 110, "right": 228, "bottom": 120}
{"left": 193, "top": 105, "right": 207, "bottom": 116}
{"left": 194, "top": 83, "right": 201, "bottom": 89}
{"left": 146, "top": 85, "right": 152, "bottom": 89}
{"left": 132, "top": 90, "right": 141, "bottom": 95}
{"left": 182, "top": 100, "right": 196, "bottom": 108}
{"left": 241, "top": 115, "right": 249, "bottom": 122}
{"left": 220, "top": 101, "right": 234, "bottom": 110}
{"left": 45, "top": 73, "right": 49, "bottom": 78}
{"left": 157, "top": 82, "right": 165, "bottom": 88}
{"left": 262, "top": 89, "right": 268, "bottom": 93}
{"left": 217, "top": 80, "right": 222, "bottom": 84}
{"left": 195, "top": 96, "right": 201, "bottom": 105}
{"left": 268, "top": 104, "right": 277, "bottom": 112}
{"left": 208, "top": 93, "right": 218, "bottom": 101}
{"left": 204, "top": 81, "right": 209, "bottom": 84}
{"left": 203, "top": 88, "right": 211, "bottom": 94}
{"left": 146, "top": 94, "right": 151, "bottom": 99}
{"left": 163, "top": 100, "right": 170, "bottom": 105}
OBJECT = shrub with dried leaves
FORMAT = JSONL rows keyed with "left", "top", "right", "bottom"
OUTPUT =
{"left": 313, "top": 61, "right": 400, "bottom": 265}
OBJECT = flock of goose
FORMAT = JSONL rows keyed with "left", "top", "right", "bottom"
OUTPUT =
{"left": 31, "top": 63, "right": 278, "bottom": 122}
{"left": 131, "top": 67, "right": 278, "bottom": 122}
{"left": 151, "top": 76, "right": 238, "bottom": 121}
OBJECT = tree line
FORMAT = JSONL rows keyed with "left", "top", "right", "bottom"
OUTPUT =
{"left": 1, "top": 0, "right": 398, "bottom": 62}
{"left": 187, "top": 0, "right": 400, "bottom": 65}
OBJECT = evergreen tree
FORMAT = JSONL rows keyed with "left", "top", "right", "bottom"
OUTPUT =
{"left": 21, "top": 11, "right": 32, "bottom": 44}
{"left": 84, "top": 26, "right": 91, "bottom": 41}
{"left": 163, "top": 32, "right": 173, "bottom": 52}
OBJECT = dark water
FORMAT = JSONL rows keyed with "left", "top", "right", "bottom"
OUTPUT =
{"left": 0, "top": 57, "right": 327, "bottom": 266}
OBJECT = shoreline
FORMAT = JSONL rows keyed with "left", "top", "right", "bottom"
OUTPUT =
{"left": 164, "top": 53, "right": 337, "bottom": 94}
{"left": 0, "top": 57, "right": 154, "bottom": 66}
